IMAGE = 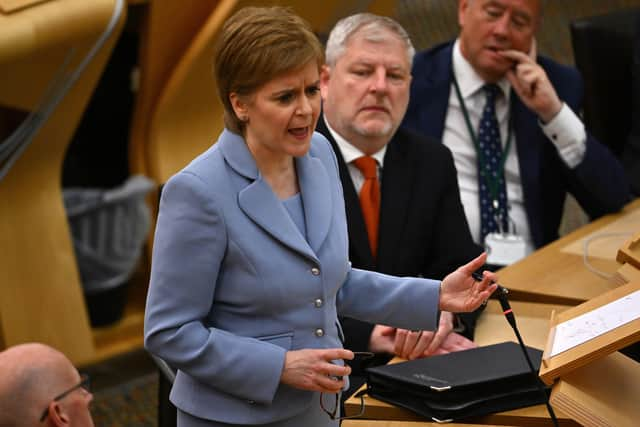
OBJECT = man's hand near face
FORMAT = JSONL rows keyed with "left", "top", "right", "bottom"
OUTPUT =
{"left": 500, "top": 40, "right": 563, "bottom": 123}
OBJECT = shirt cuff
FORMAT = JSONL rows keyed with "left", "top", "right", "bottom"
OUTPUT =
{"left": 539, "top": 103, "right": 587, "bottom": 168}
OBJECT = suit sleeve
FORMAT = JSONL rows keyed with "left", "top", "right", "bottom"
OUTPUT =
{"left": 144, "top": 172, "right": 285, "bottom": 405}
{"left": 551, "top": 65, "right": 631, "bottom": 216}
{"left": 336, "top": 268, "right": 441, "bottom": 332}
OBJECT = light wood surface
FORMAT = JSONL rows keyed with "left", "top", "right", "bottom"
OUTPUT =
{"left": 550, "top": 351, "right": 640, "bottom": 427}
{"left": 0, "top": 0, "right": 48, "bottom": 14}
{"left": 344, "top": 300, "right": 579, "bottom": 426}
{"left": 343, "top": 421, "right": 518, "bottom": 427}
{"left": 616, "top": 231, "right": 640, "bottom": 269}
{"left": 0, "top": 0, "right": 125, "bottom": 364}
{"left": 474, "top": 300, "right": 570, "bottom": 350}
{"left": 539, "top": 281, "right": 640, "bottom": 385}
{"left": 496, "top": 198, "right": 640, "bottom": 305}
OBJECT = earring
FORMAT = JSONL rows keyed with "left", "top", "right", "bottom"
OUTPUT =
{"left": 239, "top": 115, "right": 248, "bottom": 122}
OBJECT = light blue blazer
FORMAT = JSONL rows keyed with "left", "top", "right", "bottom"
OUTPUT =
{"left": 144, "top": 129, "right": 441, "bottom": 425}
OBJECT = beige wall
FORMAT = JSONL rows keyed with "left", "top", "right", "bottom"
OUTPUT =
{"left": 395, "top": 0, "right": 640, "bottom": 65}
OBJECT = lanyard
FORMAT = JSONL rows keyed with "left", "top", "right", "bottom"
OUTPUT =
{"left": 452, "top": 74, "right": 513, "bottom": 209}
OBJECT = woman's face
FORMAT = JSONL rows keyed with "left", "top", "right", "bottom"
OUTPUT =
{"left": 233, "top": 61, "right": 321, "bottom": 162}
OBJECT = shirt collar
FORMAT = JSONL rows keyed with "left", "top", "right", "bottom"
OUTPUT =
{"left": 452, "top": 39, "right": 511, "bottom": 100}
{"left": 323, "top": 116, "right": 387, "bottom": 167}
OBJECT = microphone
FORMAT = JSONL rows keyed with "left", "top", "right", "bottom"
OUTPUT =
{"left": 473, "top": 272, "right": 516, "bottom": 329}
{"left": 471, "top": 271, "right": 559, "bottom": 427}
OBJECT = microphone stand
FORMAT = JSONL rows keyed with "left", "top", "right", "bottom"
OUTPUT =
{"left": 473, "top": 273, "right": 559, "bottom": 427}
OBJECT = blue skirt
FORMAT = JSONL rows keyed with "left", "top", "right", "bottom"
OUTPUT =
{"left": 176, "top": 392, "right": 340, "bottom": 427}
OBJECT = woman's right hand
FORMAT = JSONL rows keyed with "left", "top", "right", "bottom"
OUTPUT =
{"left": 439, "top": 252, "right": 497, "bottom": 313}
{"left": 280, "top": 348, "right": 353, "bottom": 393}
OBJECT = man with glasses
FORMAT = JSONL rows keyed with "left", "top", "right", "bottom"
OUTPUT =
{"left": 0, "top": 343, "right": 94, "bottom": 426}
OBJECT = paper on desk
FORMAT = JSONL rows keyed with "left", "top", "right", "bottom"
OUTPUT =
{"left": 550, "top": 290, "right": 640, "bottom": 357}
{"left": 560, "top": 208, "right": 640, "bottom": 260}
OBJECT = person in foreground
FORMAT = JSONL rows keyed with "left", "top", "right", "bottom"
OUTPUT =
{"left": 403, "top": 0, "right": 631, "bottom": 265}
{"left": 0, "top": 343, "right": 94, "bottom": 427}
{"left": 317, "top": 13, "right": 484, "bottom": 398}
{"left": 143, "top": 6, "right": 497, "bottom": 427}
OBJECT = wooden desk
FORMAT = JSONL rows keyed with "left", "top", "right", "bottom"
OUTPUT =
{"left": 497, "top": 199, "right": 640, "bottom": 305}
{"left": 343, "top": 421, "right": 517, "bottom": 427}
{"left": 344, "top": 300, "right": 580, "bottom": 427}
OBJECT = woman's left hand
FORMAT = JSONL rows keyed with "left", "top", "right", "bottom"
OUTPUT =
{"left": 439, "top": 252, "right": 498, "bottom": 312}
{"left": 280, "top": 348, "right": 353, "bottom": 393}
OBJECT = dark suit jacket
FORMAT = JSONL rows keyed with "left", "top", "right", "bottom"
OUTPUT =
{"left": 404, "top": 41, "right": 631, "bottom": 249}
{"left": 317, "top": 118, "right": 483, "bottom": 376}
{"left": 625, "top": 15, "right": 640, "bottom": 196}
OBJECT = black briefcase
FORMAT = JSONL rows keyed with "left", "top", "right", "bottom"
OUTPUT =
{"left": 365, "top": 341, "right": 549, "bottom": 422}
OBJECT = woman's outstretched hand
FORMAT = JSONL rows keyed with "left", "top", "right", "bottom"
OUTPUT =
{"left": 439, "top": 252, "right": 498, "bottom": 312}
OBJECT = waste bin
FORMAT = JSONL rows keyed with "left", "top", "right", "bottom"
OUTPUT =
{"left": 63, "top": 175, "right": 155, "bottom": 326}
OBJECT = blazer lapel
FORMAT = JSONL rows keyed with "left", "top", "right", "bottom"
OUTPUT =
{"left": 406, "top": 42, "right": 455, "bottom": 142}
{"left": 296, "top": 148, "right": 332, "bottom": 255}
{"left": 377, "top": 133, "right": 412, "bottom": 269}
{"left": 317, "top": 119, "right": 374, "bottom": 267}
{"left": 219, "top": 130, "right": 318, "bottom": 263}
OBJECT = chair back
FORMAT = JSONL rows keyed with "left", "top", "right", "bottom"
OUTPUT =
{"left": 570, "top": 8, "right": 640, "bottom": 157}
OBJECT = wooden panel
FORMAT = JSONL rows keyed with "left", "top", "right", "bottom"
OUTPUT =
{"left": 475, "top": 300, "right": 571, "bottom": 350}
{"left": 128, "top": 0, "right": 219, "bottom": 177}
{"left": 550, "top": 352, "right": 640, "bottom": 427}
{"left": 539, "top": 281, "right": 640, "bottom": 385}
{"left": 0, "top": 0, "right": 125, "bottom": 364}
{"left": 367, "top": 0, "right": 397, "bottom": 17}
{"left": 0, "top": 0, "right": 119, "bottom": 63}
{"left": 0, "top": 0, "right": 48, "bottom": 14}
{"left": 497, "top": 199, "right": 640, "bottom": 304}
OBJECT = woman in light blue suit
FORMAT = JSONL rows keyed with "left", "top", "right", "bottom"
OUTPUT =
{"left": 144, "top": 7, "right": 497, "bottom": 427}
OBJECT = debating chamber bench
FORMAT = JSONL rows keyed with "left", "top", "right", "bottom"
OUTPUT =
{"left": 345, "top": 198, "right": 640, "bottom": 426}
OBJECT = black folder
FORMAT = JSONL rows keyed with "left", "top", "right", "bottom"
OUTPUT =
{"left": 365, "top": 341, "right": 549, "bottom": 422}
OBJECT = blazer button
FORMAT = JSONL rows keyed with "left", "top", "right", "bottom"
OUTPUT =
{"left": 314, "top": 298, "right": 323, "bottom": 308}
{"left": 247, "top": 400, "right": 255, "bottom": 404}
{"left": 311, "top": 267, "right": 320, "bottom": 276}
{"left": 315, "top": 328, "right": 325, "bottom": 337}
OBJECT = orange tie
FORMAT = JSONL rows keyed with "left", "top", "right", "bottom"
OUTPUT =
{"left": 353, "top": 156, "right": 380, "bottom": 258}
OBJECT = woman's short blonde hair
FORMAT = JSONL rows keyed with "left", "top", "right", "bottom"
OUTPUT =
{"left": 214, "top": 6, "right": 324, "bottom": 134}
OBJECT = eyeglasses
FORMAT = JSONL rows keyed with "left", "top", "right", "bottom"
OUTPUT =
{"left": 39, "top": 374, "right": 91, "bottom": 422}
{"left": 320, "top": 351, "right": 373, "bottom": 420}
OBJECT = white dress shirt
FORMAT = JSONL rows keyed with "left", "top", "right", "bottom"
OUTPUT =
{"left": 323, "top": 116, "right": 387, "bottom": 192}
{"left": 445, "top": 40, "right": 587, "bottom": 256}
